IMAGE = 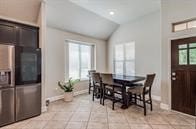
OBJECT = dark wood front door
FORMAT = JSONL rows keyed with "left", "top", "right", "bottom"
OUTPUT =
{"left": 171, "top": 37, "right": 196, "bottom": 116}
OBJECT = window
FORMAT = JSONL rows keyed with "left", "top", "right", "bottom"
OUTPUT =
{"left": 174, "top": 23, "right": 187, "bottom": 32}
{"left": 114, "top": 42, "right": 135, "bottom": 76}
{"left": 173, "top": 19, "right": 196, "bottom": 32}
{"left": 69, "top": 42, "right": 94, "bottom": 80}
{"left": 178, "top": 43, "right": 196, "bottom": 65}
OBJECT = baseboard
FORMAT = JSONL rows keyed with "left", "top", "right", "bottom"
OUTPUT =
{"left": 47, "top": 95, "right": 64, "bottom": 102}
{"left": 171, "top": 110, "right": 196, "bottom": 118}
{"left": 74, "top": 89, "right": 88, "bottom": 96}
{"left": 47, "top": 89, "right": 88, "bottom": 102}
{"left": 160, "top": 103, "right": 170, "bottom": 110}
{"left": 151, "top": 95, "right": 161, "bottom": 101}
{"left": 41, "top": 106, "right": 47, "bottom": 112}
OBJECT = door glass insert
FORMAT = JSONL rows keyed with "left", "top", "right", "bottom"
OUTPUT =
{"left": 179, "top": 49, "right": 188, "bottom": 65}
{"left": 178, "top": 44, "right": 187, "bottom": 49}
{"left": 189, "top": 43, "right": 196, "bottom": 48}
{"left": 189, "top": 48, "right": 196, "bottom": 65}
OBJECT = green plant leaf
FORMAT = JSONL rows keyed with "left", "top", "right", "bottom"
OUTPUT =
{"left": 58, "top": 78, "right": 80, "bottom": 92}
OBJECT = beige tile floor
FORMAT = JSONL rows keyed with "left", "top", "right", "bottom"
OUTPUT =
{"left": 1, "top": 94, "right": 195, "bottom": 129}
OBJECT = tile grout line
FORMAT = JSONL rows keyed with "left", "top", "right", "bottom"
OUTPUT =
{"left": 122, "top": 109, "right": 132, "bottom": 129}
{"left": 145, "top": 113, "right": 157, "bottom": 129}
{"left": 153, "top": 111, "right": 193, "bottom": 129}
{"left": 84, "top": 99, "right": 93, "bottom": 129}
{"left": 157, "top": 112, "right": 175, "bottom": 128}
{"left": 106, "top": 105, "right": 110, "bottom": 129}
{"left": 159, "top": 112, "right": 182, "bottom": 129}
{"left": 63, "top": 111, "right": 75, "bottom": 129}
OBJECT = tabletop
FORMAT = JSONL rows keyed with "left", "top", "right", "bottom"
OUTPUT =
{"left": 113, "top": 74, "right": 145, "bottom": 82}
{"left": 88, "top": 73, "right": 145, "bottom": 85}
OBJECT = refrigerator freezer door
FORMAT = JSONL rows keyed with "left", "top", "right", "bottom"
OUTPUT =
{"left": 0, "top": 88, "right": 15, "bottom": 127}
{"left": 0, "top": 44, "right": 15, "bottom": 87}
{"left": 16, "top": 84, "right": 41, "bottom": 121}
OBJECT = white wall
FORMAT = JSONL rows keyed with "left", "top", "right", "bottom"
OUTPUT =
{"left": 161, "top": 0, "right": 196, "bottom": 107}
{"left": 108, "top": 11, "right": 161, "bottom": 97}
{"left": 46, "top": 26, "right": 107, "bottom": 99}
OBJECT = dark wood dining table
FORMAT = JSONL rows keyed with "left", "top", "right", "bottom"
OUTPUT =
{"left": 88, "top": 74, "right": 145, "bottom": 109}
{"left": 112, "top": 75, "right": 146, "bottom": 109}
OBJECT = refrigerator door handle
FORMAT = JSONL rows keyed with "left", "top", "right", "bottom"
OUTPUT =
{"left": 0, "top": 91, "right": 2, "bottom": 111}
{"left": 10, "top": 46, "right": 15, "bottom": 87}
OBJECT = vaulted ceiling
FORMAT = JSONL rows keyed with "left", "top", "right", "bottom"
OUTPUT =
{"left": 70, "top": 0, "right": 161, "bottom": 24}
{"left": 46, "top": 0, "right": 119, "bottom": 40}
{"left": 46, "top": 0, "right": 161, "bottom": 40}
{"left": 0, "top": 0, "right": 42, "bottom": 24}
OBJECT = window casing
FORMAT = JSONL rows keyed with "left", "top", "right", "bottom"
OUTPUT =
{"left": 113, "top": 42, "right": 135, "bottom": 76}
{"left": 69, "top": 42, "right": 94, "bottom": 80}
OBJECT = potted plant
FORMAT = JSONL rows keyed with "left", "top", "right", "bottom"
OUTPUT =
{"left": 58, "top": 78, "right": 80, "bottom": 102}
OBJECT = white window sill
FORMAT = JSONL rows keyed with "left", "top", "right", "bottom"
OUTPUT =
{"left": 80, "top": 78, "right": 89, "bottom": 81}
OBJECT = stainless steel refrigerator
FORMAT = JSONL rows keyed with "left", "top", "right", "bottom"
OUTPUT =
{"left": 0, "top": 44, "right": 41, "bottom": 127}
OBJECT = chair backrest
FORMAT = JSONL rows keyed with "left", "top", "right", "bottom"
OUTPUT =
{"left": 88, "top": 70, "right": 96, "bottom": 76}
{"left": 91, "top": 72, "right": 102, "bottom": 84}
{"left": 143, "top": 74, "right": 156, "bottom": 94}
{"left": 100, "top": 73, "right": 113, "bottom": 85}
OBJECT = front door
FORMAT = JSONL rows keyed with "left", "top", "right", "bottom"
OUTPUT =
{"left": 171, "top": 37, "right": 196, "bottom": 116}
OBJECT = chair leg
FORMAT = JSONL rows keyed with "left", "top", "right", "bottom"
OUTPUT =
{"left": 102, "top": 87, "right": 105, "bottom": 106}
{"left": 89, "top": 82, "right": 91, "bottom": 94}
{"left": 143, "top": 95, "right": 146, "bottom": 116}
{"left": 149, "top": 93, "right": 153, "bottom": 111}
{"left": 112, "top": 101, "right": 115, "bottom": 110}
{"left": 129, "top": 93, "right": 132, "bottom": 102}
{"left": 100, "top": 89, "right": 102, "bottom": 104}
{"left": 134, "top": 94, "right": 137, "bottom": 104}
{"left": 92, "top": 86, "right": 95, "bottom": 101}
{"left": 112, "top": 92, "right": 115, "bottom": 110}
{"left": 127, "top": 93, "right": 132, "bottom": 106}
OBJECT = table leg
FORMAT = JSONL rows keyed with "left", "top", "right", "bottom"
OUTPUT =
{"left": 121, "top": 84, "right": 128, "bottom": 109}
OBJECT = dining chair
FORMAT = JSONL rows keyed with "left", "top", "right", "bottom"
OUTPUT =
{"left": 91, "top": 72, "right": 102, "bottom": 104}
{"left": 127, "top": 74, "right": 156, "bottom": 116}
{"left": 88, "top": 70, "right": 96, "bottom": 94}
{"left": 100, "top": 73, "right": 123, "bottom": 110}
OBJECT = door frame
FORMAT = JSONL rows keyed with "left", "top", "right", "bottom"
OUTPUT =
{"left": 169, "top": 35, "right": 196, "bottom": 115}
{"left": 165, "top": 34, "right": 196, "bottom": 110}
